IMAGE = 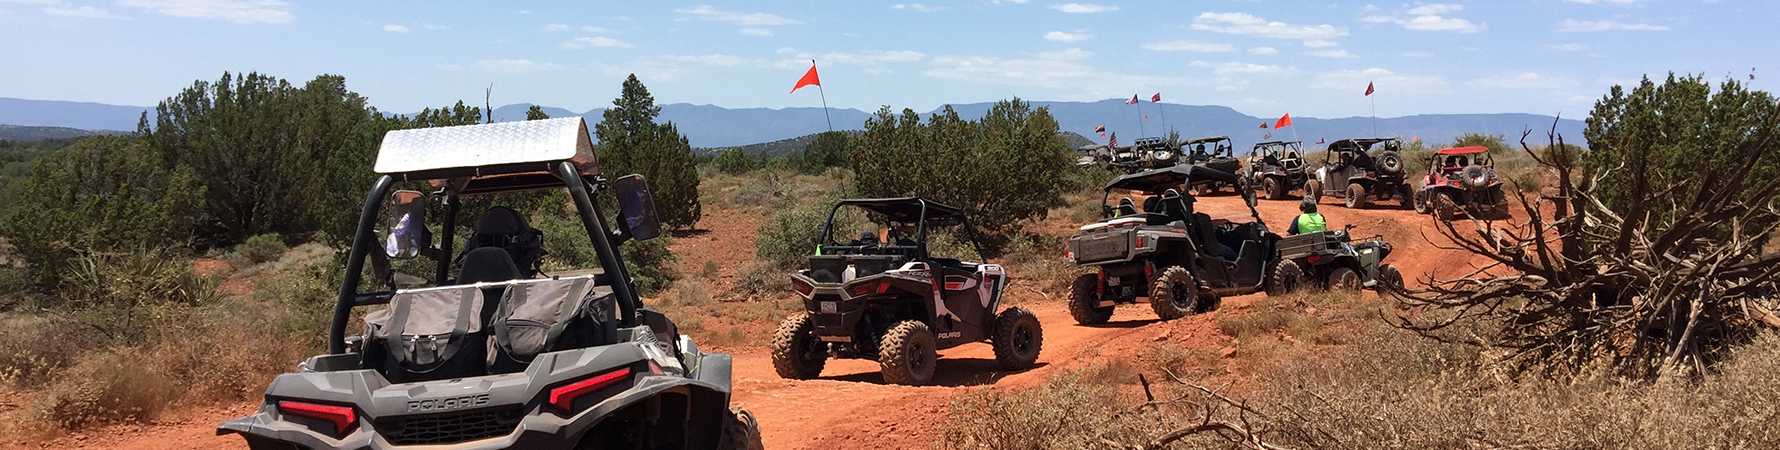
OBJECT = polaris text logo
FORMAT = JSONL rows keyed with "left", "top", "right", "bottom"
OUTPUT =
{"left": 407, "top": 393, "right": 490, "bottom": 412}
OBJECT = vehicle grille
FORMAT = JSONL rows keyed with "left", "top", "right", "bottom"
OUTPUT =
{"left": 377, "top": 407, "right": 523, "bottom": 446}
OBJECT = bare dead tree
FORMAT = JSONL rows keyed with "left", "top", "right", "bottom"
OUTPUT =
{"left": 1095, "top": 371, "right": 1300, "bottom": 450}
{"left": 1391, "top": 113, "right": 1780, "bottom": 379}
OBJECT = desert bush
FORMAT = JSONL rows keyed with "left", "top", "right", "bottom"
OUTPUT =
{"left": 622, "top": 237, "right": 676, "bottom": 295}
{"left": 733, "top": 260, "right": 790, "bottom": 297}
{"left": 30, "top": 349, "right": 179, "bottom": 430}
{"left": 232, "top": 233, "right": 287, "bottom": 265}
{"left": 755, "top": 199, "right": 846, "bottom": 268}
{"left": 942, "top": 372, "right": 1149, "bottom": 450}
{"left": 710, "top": 147, "right": 769, "bottom": 175}
{"left": 60, "top": 250, "right": 216, "bottom": 343}
{"left": 0, "top": 315, "right": 105, "bottom": 389}
{"left": 662, "top": 278, "right": 712, "bottom": 307}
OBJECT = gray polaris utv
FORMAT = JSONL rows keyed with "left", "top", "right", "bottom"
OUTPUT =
{"left": 1181, "top": 136, "right": 1241, "bottom": 195}
{"left": 1064, "top": 165, "right": 1279, "bottom": 325}
{"left": 1241, "top": 140, "right": 1309, "bottom": 200}
{"left": 218, "top": 118, "right": 762, "bottom": 450}
{"left": 770, "top": 198, "right": 1041, "bottom": 386}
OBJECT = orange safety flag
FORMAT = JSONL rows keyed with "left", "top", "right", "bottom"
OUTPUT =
{"left": 791, "top": 64, "right": 820, "bottom": 93}
{"left": 1275, "top": 113, "right": 1293, "bottom": 129}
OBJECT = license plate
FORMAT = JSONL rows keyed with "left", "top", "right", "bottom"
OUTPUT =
{"left": 820, "top": 301, "right": 838, "bottom": 314}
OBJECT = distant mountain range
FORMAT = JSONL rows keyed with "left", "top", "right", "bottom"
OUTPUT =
{"left": 0, "top": 124, "right": 116, "bottom": 141}
{"left": 2, "top": 97, "right": 1585, "bottom": 151}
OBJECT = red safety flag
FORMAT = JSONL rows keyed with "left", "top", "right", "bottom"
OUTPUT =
{"left": 1126, "top": 95, "right": 1139, "bottom": 105}
{"left": 1275, "top": 113, "right": 1293, "bottom": 129}
{"left": 1144, "top": 115, "right": 1149, "bottom": 120}
{"left": 791, "top": 64, "right": 820, "bottom": 93}
{"left": 1094, "top": 125, "right": 1106, "bottom": 133}
{"left": 1317, "top": 138, "right": 1326, "bottom": 144}
{"left": 1100, "top": 132, "right": 1107, "bottom": 138}
{"left": 1151, "top": 92, "right": 1161, "bottom": 103}
{"left": 1365, "top": 81, "right": 1375, "bottom": 96}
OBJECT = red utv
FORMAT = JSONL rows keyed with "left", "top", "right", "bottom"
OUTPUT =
{"left": 1412, "top": 146, "right": 1511, "bottom": 218}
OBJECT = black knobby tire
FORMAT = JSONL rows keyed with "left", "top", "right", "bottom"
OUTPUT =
{"left": 1305, "top": 179, "right": 1322, "bottom": 203}
{"left": 1377, "top": 264, "right": 1404, "bottom": 292}
{"left": 1149, "top": 266, "right": 1198, "bottom": 320}
{"left": 719, "top": 406, "right": 766, "bottom": 450}
{"left": 1378, "top": 151, "right": 1404, "bottom": 173}
{"left": 1328, "top": 266, "right": 1363, "bottom": 291}
{"left": 1345, "top": 183, "right": 1368, "bottom": 209}
{"left": 1195, "top": 294, "right": 1222, "bottom": 313}
{"left": 1435, "top": 192, "right": 1459, "bottom": 220}
{"left": 1413, "top": 190, "right": 1431, "bottom": 214}
{"left": 1068, "top": 273, "right": 1114, "bottom": 325}
{"left": 770, "top": 313, "right": 827, "bottom": 379}
{"left": 1263, "top": 177, "right": 1285, "bottom": 200}
{"left": 1399, "top": 185, "right": 1415, "bottom": 210}
{"left": 991, "top": 307, "right": 1043, "bottom": 370}
{"left": 878, "top": 320, "right": 938, "bottom": 386}
{"left": 1267, "top": 259, "right": 1308, "bottom": 296}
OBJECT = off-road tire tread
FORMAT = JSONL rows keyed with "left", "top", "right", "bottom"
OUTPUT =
{"left": 1346, "top": 183, "right": 1368, "bottom": 209}
{"left": 878, "top": 320, "right": 937, "bottom": 386}
{"left": 1069, "top": 273, "right": 1114, "bottom": 325}
{"left": 719, "top": 406, "right": 765, "bottom": 450}
{"left": 1268, "top": 259, "right": 1308, "bottom": 296}
{"left": 1264, "top": 177, "right": 1284, "bottom": 200}
{"left": 991, "top": 307, "right": 1043, "bottom": 370}
{"left": 770, "top": 313, "right": 826, "bottom": 379}
{"left": 1328, "top": 266, "right": 1362, "bottom": 291}
{"left": 1149, "top": 266, "right": 1197, "bottom": 320}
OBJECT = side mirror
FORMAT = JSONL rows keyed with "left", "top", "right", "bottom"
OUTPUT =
{"left": 384, "top": 190, "right": 426, "bottom": 259}
{"left": 613, "top": 174, "right": 662, "bottom": 241}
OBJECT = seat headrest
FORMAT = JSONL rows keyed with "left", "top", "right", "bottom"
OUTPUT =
{"left": 474, "top": 207, "right": 528, "bottom": 236}
{"left": 459, "top": 247, "right": 523, "bottom": 284}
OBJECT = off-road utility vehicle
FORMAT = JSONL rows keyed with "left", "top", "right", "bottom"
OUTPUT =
{"left": 1182, "top": 135, "right": 1242, "bottom": 194}
{"left": 1270, "top": 225, "right": 1403, "bottom": 293}
{"left": 1064, "top": 165, "right": 1279, "bottom": 325}
{"left": 219, "top": 118, "right": 762, "bottom": 450}
{"left": 770, "top": 198, "right": 1041, "bottom": 386}
{"left": 1241, "top": 140, "right": 1309, "bottom": 200}
{"left": 1412, "top": 146, "right": 1511, "bottom": 219}
{"left": 1308, "top": 137, "right": 1412, "bottom": 209}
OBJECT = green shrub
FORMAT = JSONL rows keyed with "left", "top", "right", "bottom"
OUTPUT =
{"left": 233, "top": 233, "right": 287, "bottom": 265}
{"left": 734, "top": 260, "right": 790, "bottom": 297}
{"left": 622, "top": 237, "right": 676, "bottom": 295}
{"left": 755, "top": 200, "right": 846, "bottom": 268}
{"left": 60, "top": 250, "right": 216, "bottom": 343}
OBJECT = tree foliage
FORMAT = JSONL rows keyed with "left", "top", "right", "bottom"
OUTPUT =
{"left": 794, "top": 131, "right": 850, "bottom": 174}
{"left": 849, "top": 98, "right": 1074, "bottom": 238}
{"left": 1584, "top": 74, "right": 1780, "bottom": 226}
{"left": 593, "top": 75, "right": 702, "bottom": 229}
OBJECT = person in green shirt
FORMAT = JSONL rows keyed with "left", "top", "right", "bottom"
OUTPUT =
{"left": 1288, "top": 199, "right": 1325, "bottom": 235}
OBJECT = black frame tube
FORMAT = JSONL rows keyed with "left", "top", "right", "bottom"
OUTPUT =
{"left": 556, "top": 162, "right": 641, "bottom": 327}
{"left": 434, "top": 192, "right": 459, "bottom": 284}
{"left": 331, "top": 175, "right": 395, "bottom": 354}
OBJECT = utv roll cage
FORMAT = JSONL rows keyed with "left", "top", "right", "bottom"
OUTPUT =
{"left": 1099, "top": 165, "right": 1244, "bottom": 216}
{"left": 815, "top": 197, "right": 978, "bottom": 262}
{"left": 328, "top": 118, "right": 646, "bottom": 354}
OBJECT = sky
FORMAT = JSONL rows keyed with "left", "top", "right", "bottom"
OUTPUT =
{"left": 0, "top": 0, "right": 1772, "bottom": 119}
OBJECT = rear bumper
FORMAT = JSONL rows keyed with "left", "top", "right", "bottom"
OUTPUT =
{"left": 220, "top": 348, "right": 733, "bottom": 450}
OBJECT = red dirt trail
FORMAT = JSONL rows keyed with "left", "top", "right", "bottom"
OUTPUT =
{"left": 12, "top": 192, "right": 1511, "bottom": 450}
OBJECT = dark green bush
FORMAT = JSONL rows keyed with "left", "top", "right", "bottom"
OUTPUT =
{"left": 233, "top": 233, "right": 287, "bottom": 265}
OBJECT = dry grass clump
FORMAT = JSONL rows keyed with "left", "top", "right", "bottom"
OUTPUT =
{"left": 1256, "top": 326, "right": 1780, "bottom": 449}
{"left": 942, "top": 369, "right": 1160, "bottom": 450}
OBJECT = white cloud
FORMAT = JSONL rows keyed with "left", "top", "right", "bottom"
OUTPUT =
{"left": 1045, "top": 30, "right": 1091, "bottom": 42}
{"left": 383, "top": 24, "right": 408, "bottom": 33}
{"left": 1190, "top": 61, "right": 1294, "bottom": 76}
{"left": 1052, "top": 3, "right": 1116, "bottom": 13}
{"left": 923, "top": 48, "right": 1203, "bottom": 96}
{"left": 1558, "top": 19, "right": 1667, "bottom": 32}
{"left": 560, "top": 36, "right": 630, "bottom": 49}
{"left": 1191, "top": 12, "right": 1347, "bottom": 40}
{"left": 739, "top": 28, "right": 772, "bottom": 36}
{"left": 1544, "top": 43, "right": 1591, "bottom": 52}
{"left": 892, "top": 3, "right": 945, "bottom": 12}
{"left": 43, "top": 5, "right": 122, "bottom": 19}
{"left": 1366, "top": 4, "right": 1485, "bottom": 33}
{"left": 117, "top": 0, "right": 292, "bottom": 24}
{"left": 1143, "top": 40, "right": 1235, "bottom": 52}
{"left": 1309, "top": 49, "right": 1355, "bottom": 58}
{"left": 1312, "top": 68, "right": 1449, "bottom": 94}
{"left": 436, "top": 63, "right": 464, "bottom": 72}
{"left": 1248, "top": 47, "right": 1278, "bottom": 55}
{"left": 661, "top": 54, "right": 752, "bottom": 67}
{"left": 1468, "top": 72, "right": 1581, "bottom": 90}
{"left": 474, "top": 59, "right": 562, "bottom": 75}
{"left": 674, "top": 5, "right": 799, "bottom": 26}
{"left": 544, "top": 23, "right": 571, "bottom": 32}
{"left": 0, "top": 0, "right": 61, "bottom": 4}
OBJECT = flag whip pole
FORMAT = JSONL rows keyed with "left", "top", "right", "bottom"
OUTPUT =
{"left": 1160, "top": 101, "right": 1169, "bottom": 133}
{"left": 814, "top": 60, "right": 833, "bottom": 132}
{"left": 1135, "top": 99, "right": 1146, "bottom": 137}
{"left": 1370, "top": 85, "right": 1377, "bottom": 136}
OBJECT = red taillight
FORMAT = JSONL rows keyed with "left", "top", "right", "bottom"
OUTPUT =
{"left": 1064, "top": 248, "right": 1074, "bottom": 260}
{"left": 549, "top": 367, "right": 632, "bottom": 412}
{"left": 849, "top": 283, "right": 874, "bottom": 296}
{"left": 1136, "top": 236, "right": 1147, "bottom": 248}
{"left": 277, "top": 400, "right": 356, "bottom": 436}
{"left": 792, "top": 278, "right": 813, "bottom": 296}
{"left": 1307, "top": 254, "right": 1322, "bottom": 264}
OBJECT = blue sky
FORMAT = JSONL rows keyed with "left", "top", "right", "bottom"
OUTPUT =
{"left": 0, "top": 0, "right": 1771, "bottom": 119}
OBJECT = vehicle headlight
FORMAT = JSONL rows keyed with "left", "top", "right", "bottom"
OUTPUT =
{"left": 1153, "top": 150, "right": 1172, "bottom": 160}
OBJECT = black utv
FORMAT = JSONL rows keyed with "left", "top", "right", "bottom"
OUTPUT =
{"left": 770, "top": 198, "right": 1042, "bottom": 386}
{"left": 219, "top": 118, "right": 762, "bottom": 450}
{"left": 1241, "top": 140, "right": 1309, "bottom": 200}
{"left": 1308, "top": 137, "right": 1412, "bottom": 209}
{"left": 1182, "top": 135, "right": 1242, "bottom": 194}
{"left": 1064, "top": 166, "right": 1280, "bottom": 325}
